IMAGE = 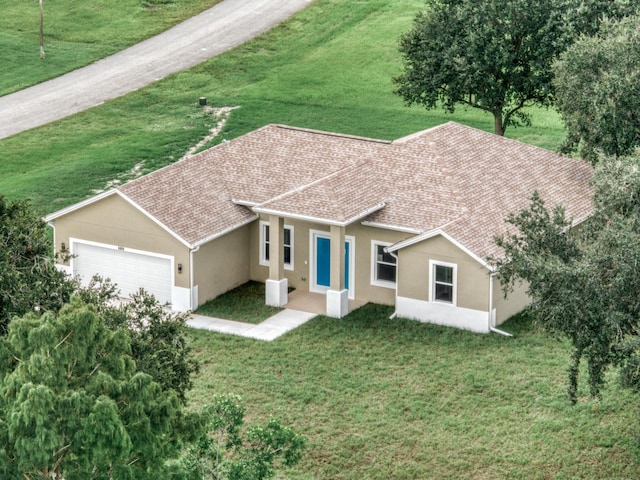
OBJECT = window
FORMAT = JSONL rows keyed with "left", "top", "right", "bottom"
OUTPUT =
{"left": 371, "top": 241, "right": 396, "bottom": 288}
{"left": 260, "top": 222, "right": 293, "bottom": 270}
{"left": 430, "top": 260, "right": 457, "bottom": 304}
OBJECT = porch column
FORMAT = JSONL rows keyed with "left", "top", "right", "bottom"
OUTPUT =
{"left": 265, "top": 215, "right": 288, "bottom": 307}
{"left": 326, "top": 224, "right": 348, "bottom": 318}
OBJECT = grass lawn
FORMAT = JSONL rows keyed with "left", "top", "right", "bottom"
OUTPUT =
{"left": 194, "top": 281, "right": 282, "bottom": 324}
{"left": 0, "top": 0, "right": 221, "bottom": 96}
{"left": 4, "top": 1, "right": 634, "bottom": 476}
{"left": 0, "top": 0, "right": 566, "bottom": 216}
{"left": 187, "top": 305, "right": 640, "bottom": 479}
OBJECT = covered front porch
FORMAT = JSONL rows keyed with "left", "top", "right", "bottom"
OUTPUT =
{"left": 284, "top": 290, "right": 365, "bottom": 316}
{"left": 262, "top": 214, "right": 359, "bottom": 318}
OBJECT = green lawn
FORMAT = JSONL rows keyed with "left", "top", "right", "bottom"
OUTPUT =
{"left": 0, "top": 0, "right": 221, "bottom": 96}
{"left": 4, "top": 1, "right": 632, "bottom": 476}
{"left": 194, "top": 281, "right": 283, "bottom": 324}
{"left": 0, "top": 0, "right": 566, "bottom": 216}
{"left": 187, "top": 305, "right": 640, "bottom": 479}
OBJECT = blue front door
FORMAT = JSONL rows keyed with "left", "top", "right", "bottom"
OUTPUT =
{"left": 344, "top": 241, "right": 350, "bottom": 290}
{"left": 315, "top": 236, "right": 350, "bottom": 290}
{"left": 316, "top": 236, "right": 331, "bottom": 287}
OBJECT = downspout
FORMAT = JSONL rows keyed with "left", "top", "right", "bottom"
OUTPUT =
{"left": 189, "top": 245, "right": 201, "bottom": 311}
{"left": 488, "top": 271, "right": 513, "bottom": 337}
{"left": 388, "top": 250, "right": 399, "bottom": 319}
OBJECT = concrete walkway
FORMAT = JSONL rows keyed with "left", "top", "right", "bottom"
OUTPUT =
{"left": 186, "top": 309, "right": 316, "bottom": 341}
{"left": 0, "top": 0, "right": 313, "bottom": 140}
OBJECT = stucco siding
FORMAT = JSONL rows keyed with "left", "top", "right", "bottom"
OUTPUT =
{"left": 51, "top": 193, "right": 190, "bottom": 288}
{"left": 249, "top": 216, "right": 410, "bottom": 305}
{"left": 345, "top": 223, "right": 409, "bottom": 305}
{"left": 493, "top": 277, "right": 531, "bottom": 325}
{"left": 397, "top": 235, "right": 490, "bottom": 312}
{"left": 249, "top": 217, "right": 317, "bottom": 292}
{"left": 194, "top": 223, "right": 251, "bottom": 307}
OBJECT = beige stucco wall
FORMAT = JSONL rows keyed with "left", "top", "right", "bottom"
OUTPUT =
{"left": 193, "top": 224, "right": 251, "bottom": 307}
{"left": 345, "top": 223, "right": 409, "bottom": 305}
{"left": 249, "top": 217, "right": 316, "bottom": 292}
{"left": 397, "top": 235, "right": 490, "bottom": 312}
{"left": 50, "top": 193, "right": 190, "bottom": 288}
{"left": 493, "top": 277, "right": 531, "bottom": 325}
{"left": 249, "top": 216, "right": 411, "bottom": 305}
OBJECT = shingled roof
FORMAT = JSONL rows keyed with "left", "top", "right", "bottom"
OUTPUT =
{"left": 52, "top": 122, "right": 593, "bottom": 261}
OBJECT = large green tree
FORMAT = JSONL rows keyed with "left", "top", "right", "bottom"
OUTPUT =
{"left": 76, "top": 278, "right": 199, "bottom": 404}
{"left": 0, "top": 298, "right": 200, "bottom": 478}
{"left": 554, "top": 15, "right": 640, "bottom": 162}
{"left": 0, "top": 195, "right": 75, "bottom": 330}
{"left": 492, "top": 151, "right": 640, "bottom": 403}
{"left": 394, "top": 0, "right": 634, "bottom": 136}
{"left": 182, "top": 394, "right": 306, "bottom": 480}
{"left": 395, "top": 0, "right": 566, "bottom": 135}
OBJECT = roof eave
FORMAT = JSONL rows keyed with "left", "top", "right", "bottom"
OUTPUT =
{"left": 253, "top": 202, "right": 386, "bottom": 228}
{"left": 360, "top": 220, "right": 422, "bottom": 235}
{"left": 44, "top": 189, "right": 118, "bottom": 223}
{"left": 386, "top": 228, "right": 491, "bottom": 270}
{"left": 191, "top": 214, "right": 259, "bottom": 249}
{"left": 44, "top": 189, "right": 194, "bottom": 250}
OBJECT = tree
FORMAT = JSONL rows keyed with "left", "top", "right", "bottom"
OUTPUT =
{"left": 76, "top": 277, "right": 200, "bottom": 404}
{"left": 395, "top": 0, "right": 569, "bottom": 135}
{"left": 554, "top": 15, "right": 640, "bottom": 162}
{"left": 560, "top": 0, "right": 637, "bottom": 39}
{"left": 0, "top": 195, "right": 75, "bottom": 331}
{"left": 182, "top": 394, "right": 306, "bottom": 480}
{"left": 492, "top": 151, "right": 640, "bottom": 403}
{"left": 394, "top": 0, "right": 635, "bottom": 136}
{"left": 0, "top": 298, "right": 200, "bottom": 478}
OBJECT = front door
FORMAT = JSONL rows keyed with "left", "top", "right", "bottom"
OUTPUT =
{"left": 311, "top": 231, "right": 354, "bottom": 299}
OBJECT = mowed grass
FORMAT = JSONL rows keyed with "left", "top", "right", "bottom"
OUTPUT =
{"left": 187, "top": 305, "right": 640, "bottom": 479}
{"left": 0, "top": 0, "right": 221, "bottom": 95}
{"left": 2, "top": 0, "right": 638, "bottom": 477}
{"left": 0, "top": 0, "right": 566, "bottom": 216}
{"left": 194, "top": 281, "right": 282, "bottom": 324}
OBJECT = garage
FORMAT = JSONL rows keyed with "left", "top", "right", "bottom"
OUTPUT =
{"left": 73, "top": 241, "right": 173, "bottom": 305}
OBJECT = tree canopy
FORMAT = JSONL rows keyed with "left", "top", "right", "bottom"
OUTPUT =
{"left": 395, "top": 0, "right": 636, "bottom": 136}
{"left": 76, "top": 279, "right": 199, "bottom": 404}
{"left": 492, "top": 150, "right": 640, "bottom": 403}
{"left": 395, "top": 0, "right": 567, "bottom": 135}
{"left": 0, "top": 298, "right": 200, "bottom": 478}
{"left": 182, "top": 394, "right": 306, "bottom": 480}
{"left": 554, "top": 15, "right": 640, "bottom": 162}
{"left": 0, "top": 195, "right": 75, "bottom": 330}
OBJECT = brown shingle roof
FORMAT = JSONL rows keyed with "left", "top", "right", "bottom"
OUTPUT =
{"left": 115, "top": 122, "right": 593, "bottom": 258}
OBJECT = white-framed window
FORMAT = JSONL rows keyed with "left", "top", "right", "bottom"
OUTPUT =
{"left": 371, "top": 241, "right": 396, "bottom": 288}
{"left": 429, "top": 260, "right": 457, "bottom": 305}
{"left": 260, "top": 221, "right": 293, "bottom": 270}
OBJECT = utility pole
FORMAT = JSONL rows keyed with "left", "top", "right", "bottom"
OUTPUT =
{"left": 39, "top": 0, "right": 45, "bottom": 59}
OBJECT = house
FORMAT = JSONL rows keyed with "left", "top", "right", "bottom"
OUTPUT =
{"left": 45, "top": 122, "right": 593, "bottom": 333}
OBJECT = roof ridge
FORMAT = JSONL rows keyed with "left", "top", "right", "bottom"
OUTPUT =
{"left": 392, "top": 121, "right": 459, "bottom": 144}
{"left": 256, "top": 159, "right": 372, "bottom": 208}
{"left": 271, "top": 124, "right": 391, "bottom": 144}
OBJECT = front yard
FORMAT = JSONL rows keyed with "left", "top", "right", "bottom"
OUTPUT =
{"left": 186, "top": 303, "right": 640, "bottom": 479}
{"left": 194, "top": 281, "right": 283, "bottom": 324}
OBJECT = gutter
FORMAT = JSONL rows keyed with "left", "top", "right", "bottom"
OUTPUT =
{"left": 388, "top": 250, "right": 399, "bottom": 320}
{"left": 189, "top": 245, "right": 201, "bottom": 311}
{"left": 488, "top": 272, "right": 513, "bottom": 337}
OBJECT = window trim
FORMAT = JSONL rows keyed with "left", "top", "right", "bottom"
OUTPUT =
{"left": 370, "top": 240, "right": 396, "bottom": 289}
{"left": 259, "top": 221, "right": 294, "bottom": 271}
{"left": 429, "top": 260, "right": 457, "bottom": 305}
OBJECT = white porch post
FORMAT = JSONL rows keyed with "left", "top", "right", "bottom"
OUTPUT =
{"left": 265, "top": 215, "right": 288, "bottom": 307}
{"left": 326, "top": 225, "right": 348, "bottom": 318}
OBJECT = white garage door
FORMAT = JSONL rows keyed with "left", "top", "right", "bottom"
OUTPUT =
{"left": 73, "top": 242, "right": 173, "bottom": 305}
